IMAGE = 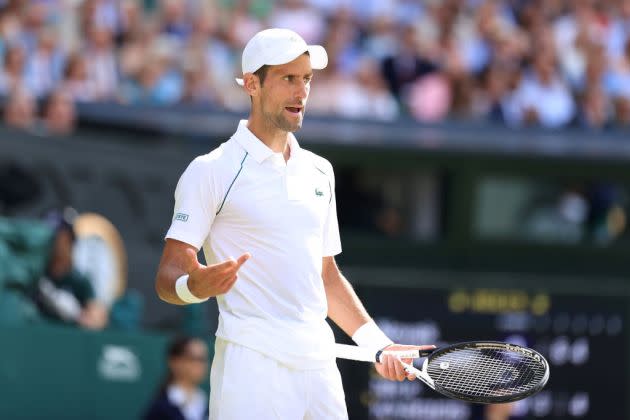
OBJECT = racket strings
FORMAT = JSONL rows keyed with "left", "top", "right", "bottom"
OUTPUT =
{"left": 427, "top": 347, "right": 547, "bottom": 401}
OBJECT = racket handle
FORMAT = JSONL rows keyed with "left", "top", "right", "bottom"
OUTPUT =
{"left": 334, "top": 343, "right": 434, "bottom": 363}
{"left": 375, "top": 348, "right": 434, "bottom": 363}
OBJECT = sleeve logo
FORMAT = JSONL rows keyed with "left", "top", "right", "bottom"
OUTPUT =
{"left": 175, "top": 213, "right": 189, "bottom": 222}
{"left": 315, "top": 188, "right": 324, "bottom": 197}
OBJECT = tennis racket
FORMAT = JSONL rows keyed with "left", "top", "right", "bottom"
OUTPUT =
{"left": 335, "top": 341, "right": 550, "bottom": 404}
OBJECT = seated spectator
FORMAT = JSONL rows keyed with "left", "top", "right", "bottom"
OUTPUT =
{"left": 506, "top": 51, "right": 576, "bottom": 128}
{"left": 312, "top": 58, "right": 399, "bottom": 121}
{"left": 575, "top": 85, "right": 613, "bottom": 130}
{"left": 381, "top": 25, "right": 437, "bottom": 99}
{"left": 407, "top": 73, "right": 452, "bottom": 122}
{"left": 471, "top": 63, "right": 514, "bottom": 122}
{"left": 160, "top": 0, "right": 193, "bottom": 44}
{"left": 613, "top": 94, "right": 630, "bottom": 126}
{"left": 180, "top": 59, "right": 217, "bottom": 105}
{"left": 3, "top": 87, "right": 37, "bottom": 131}
{"left": 34, "top": 210, "right": 108, "bottom": 330}
{"left": 269, "top": 0, "right": 325, "bottom": 44}
{"left": 60, "top": 53, "right": 99, "bottom": 102}
{"left": 0, "top": 44, "right": 28, "bottom": 95}
{"left": 83, "top": 26, "right": 119, "bottom": 100}
{"left": 144, "top": 336, "right": 209, "bottom": 420}
{"left": 24, "top": 28, "right": 65, "bottom": 98}
{"left": 120, "top": 53, "right": 183, "bottom": 106}
{"left": 41, "top": 90, "right": 77, "bottom": 135}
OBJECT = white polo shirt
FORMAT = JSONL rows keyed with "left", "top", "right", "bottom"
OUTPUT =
{"left": 165, "top": 120, "right": 342, "bottom": 369}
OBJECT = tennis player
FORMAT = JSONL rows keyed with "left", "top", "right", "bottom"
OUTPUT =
{"left": 155, "top": 28, "right": 434, "bottom": 419}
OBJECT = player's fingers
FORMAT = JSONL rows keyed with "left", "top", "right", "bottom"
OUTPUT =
{"left": 399, "top": 359, "right": 415, "bottom": 381}
{"left": 219, "top": 272, "right": 239, "bottom": 287}
{"left": 218, "top": 275, "right": 238, "bottom": 293}
{"left": 384, "top": 355, "right": 402, "bottom": 381}
{"left": 212, "top": 257, "right": 237, "bottom": 271}
{"left": 235, "top": 253, "right": 251, "bottom": 268}
{"left": 392, "top": 358, "right": 406, "bottom": 381}
{"left": 379, "top": 354, "right": 393, "bottom": 378}
{"left": 416, "top": 345, "right": 437, "bottom": 351}
{"left": 219, "top": 254, "right": 250, "bottom": 276}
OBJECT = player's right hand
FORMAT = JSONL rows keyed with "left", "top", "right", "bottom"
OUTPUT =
{"left": 188, "top": 253, "right": 250, "bottom": 298}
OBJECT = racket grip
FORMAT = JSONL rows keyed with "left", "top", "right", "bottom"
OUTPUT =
{"left": 375, "top": 348, "right": 434, "bottom": 363}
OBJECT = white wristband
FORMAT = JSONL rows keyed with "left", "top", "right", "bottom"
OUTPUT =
{"left": 352, "top": 321, "right": 393, "bottom": 350}
{"left": 175, "top": 274, "right": 209, "bottom": 304}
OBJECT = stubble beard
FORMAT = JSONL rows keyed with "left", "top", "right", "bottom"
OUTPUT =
{"left": 262, "top": 101, "right": 303, "bottom": 133}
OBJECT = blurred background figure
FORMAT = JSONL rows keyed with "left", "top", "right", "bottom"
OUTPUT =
{"left": 40, "top": 89, "right": 76, "bottom": 135}
{"left": 483, "top": 402, "right": 516, "bottom": 420}
{"left": 3, "top": 87, "right": 36, "bottom": 130}
{"left": 144, "top": 336, "right": 209, "bottom": 420}
{"left": 34, "top": 209, "right": 108, "bottom": 330}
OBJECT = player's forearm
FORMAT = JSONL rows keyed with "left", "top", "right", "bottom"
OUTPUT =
{"left": 155, "top": 241, "right": 206, "bottom": 305}
{"left": 323, "top": 264, "right": 371, "bottom": 337}
{"left": 155, "top": 263, "right": 191, "bottom": 305}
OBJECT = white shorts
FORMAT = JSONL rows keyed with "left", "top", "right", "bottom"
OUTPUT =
{"left": 209, "top": 338, "right": 348, "bottom": 420}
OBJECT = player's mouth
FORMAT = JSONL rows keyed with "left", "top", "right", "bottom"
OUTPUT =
{"left": 285, "top": 106, "right": 303, "bottom": 115}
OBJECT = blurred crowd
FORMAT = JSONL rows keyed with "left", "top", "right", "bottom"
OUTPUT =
{"left": 2, "top": 0, "right": 630, "bottom": 131}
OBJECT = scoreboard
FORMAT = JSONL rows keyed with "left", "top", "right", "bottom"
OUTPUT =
{"left": 337, "top": 286, "right": 627, "bottom": 420}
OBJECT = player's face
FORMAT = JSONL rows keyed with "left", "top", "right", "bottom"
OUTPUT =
{"left": 258, "top": 54, "right": 313, "bottom": 132}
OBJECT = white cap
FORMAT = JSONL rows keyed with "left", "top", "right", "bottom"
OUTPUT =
{"left": 236, "top": 28, "right": 328, "bottom": 86}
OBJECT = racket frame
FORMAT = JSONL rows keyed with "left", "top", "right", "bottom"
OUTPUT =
{"left": 334, "top": 340, "right": 550, "bottom": 404}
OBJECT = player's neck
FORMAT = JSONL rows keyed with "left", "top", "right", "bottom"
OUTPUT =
{"left": 247, "top": 116, "right": 291, "bottom": 161}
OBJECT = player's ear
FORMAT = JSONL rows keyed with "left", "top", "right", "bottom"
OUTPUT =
{"left": 243, "top": 73, "right": 260, "bottom": 97}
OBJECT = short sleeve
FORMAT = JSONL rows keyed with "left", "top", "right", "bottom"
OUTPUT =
{"left": 322, "top": 163, "right": 342, "bottom": 257}
{"left": 165, "top": 159, "right": 216, "bottom": 250}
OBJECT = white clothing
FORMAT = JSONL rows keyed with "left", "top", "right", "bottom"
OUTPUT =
{"left": 209, "top": 338, "right": 347, "bottom": 420}
{"left": 507, "top": 73, "right": 575, "bottom": 128}
{"left": 166, "top": 120, "right": 342, "bottom": 369}
{"left": 167, "top": 385, "right": 207, "bottom": 420}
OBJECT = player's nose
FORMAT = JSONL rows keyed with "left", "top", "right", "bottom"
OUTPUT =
{"left": 294, "top": 80, "right": 308, "bottom": 100}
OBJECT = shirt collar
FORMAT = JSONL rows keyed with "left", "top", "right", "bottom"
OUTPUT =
{"left": 234, "top": 120, "right": 302, "bottom": 164}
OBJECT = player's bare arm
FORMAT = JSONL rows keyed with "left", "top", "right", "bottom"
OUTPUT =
{"left": 322, "top": 256, "right": 434, "bottom": 381}
{"left": 155, "top": 238, "right": 250, "bottom": 305}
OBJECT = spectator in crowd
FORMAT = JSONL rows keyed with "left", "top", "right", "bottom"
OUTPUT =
{"left": 3, "top": 87, "right": 36, "bottom": 130}
{"left": 120, "top": 39, "right": 183, "bottom": 106}
{"left": 144, "top": 336, "right": 209, "bottom": 420}
{"left": 24, "top": 28, "right": 65, "bottom": 98}
{"left": 2, "top": 0, "right": 630, "bottom": 128}
{"left": 83, "top": 26, "right": 119, "bottom": 101}
{"left": 34, "top": 210, "right": 108, "bottom": 330}
{"left": 506, "top": 50, "right": 576, "bottom": 128}
{"left": 381, "top": 25, "right": 437, "bottom": 100}
{"left": 60, "top": 52, "right": 98, "bottom": 102}
{"left": 614, "top": 94, "right": 630, "bottom": 125}
{"left": 269, "top": 0, "right": 325, "bottom": 44}
{"left": 407, "top": 72, "right": 452, "bottom": 122}
{"left": 160, "top": 0, "right": 193, "bottom": 44}
{"left": 575, "top": 84, "right": 613, "bottom": 129}
{"left": 0, "top": 44, "right": 27, "bottom": 95}
{"left": 41, "top": 89, "right": 76, "bottom": 135}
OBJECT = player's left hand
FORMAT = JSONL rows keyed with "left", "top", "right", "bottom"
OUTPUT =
{"left": 375, "top": 344, "right": 436, "bottom": 381}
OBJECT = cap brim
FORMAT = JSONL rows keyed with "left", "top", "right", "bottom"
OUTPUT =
{"left": 236, "top": 44, "right": 328, "bottom": 86}
{"left": 306, "top": 45, "right": 328, "bottom": 70}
